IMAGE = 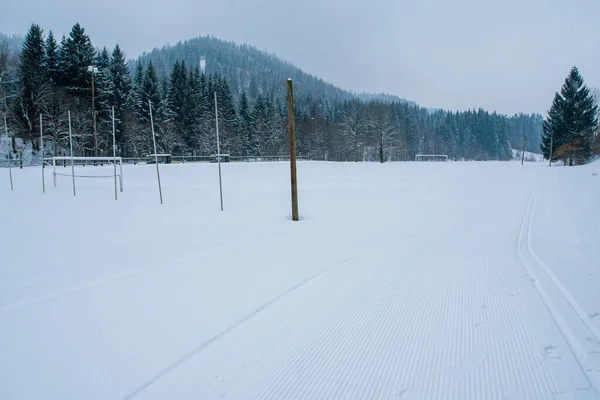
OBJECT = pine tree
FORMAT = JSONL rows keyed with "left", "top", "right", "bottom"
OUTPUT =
{"left": 237, "top": 91, "right": 255, "bottom": 156}
{"left": 43, "top": 31, "right": 59, "bottom": 83}
{"left": 94, "top": 47, "right": 112, "bottom": 149}
{"left": 109, "top": 44, "right": 132, "bottom": 143}
{"left": 186, "top": 66, "right": 202, "bottom": 152}
{"left": 215, "top": 76, "right": 237, "bottom": 154}
{"left": 138, "top": 61, "right": 161, "bottom": 122}
{"left": 167, "top": 60, "right": 193, "bottom": 150}
{"left": 132, "top": 61, "right": 145, "bottom": 116}
{"left": 57, "top": 23, "right": 95, "bottom": 96}
{"left": 541, "top": 67, "right": 598, "bottom": 165}
{"left": 195, "top": 72, "right": 213, "bottom": 155}
{"left": 16, "top": 23, "right": 46, "bottom": 142}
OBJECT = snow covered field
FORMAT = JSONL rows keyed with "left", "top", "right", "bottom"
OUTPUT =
{"left": 1, "top": 160, "right": 599, "bottom": 399}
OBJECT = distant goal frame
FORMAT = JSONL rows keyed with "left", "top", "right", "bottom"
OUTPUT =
{"left": 49, "top": 156, "right": 123, "bottom": 193}
{"left": 415, "top": 154, "right": 448, "bottom": 162}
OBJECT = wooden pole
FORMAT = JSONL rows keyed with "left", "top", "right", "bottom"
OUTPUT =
{"left": 287, "top": 79, "right": 299, "bottom": 222}
{"left": 521, "top": 135, "right": 527, "bottom": 165}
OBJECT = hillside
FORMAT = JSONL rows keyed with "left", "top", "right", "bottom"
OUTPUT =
{"left": 134, "top": 36, "right": 415, "bottom": 105}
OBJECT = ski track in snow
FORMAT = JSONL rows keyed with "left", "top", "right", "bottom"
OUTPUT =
{"left": 517, "top": 182, "right": 600, "bottom": 395}
{"left": 235, "top": 247, "right": 558, "bottom": 398}
{"left": 123, "top": 201, "right": 470, "bottom": 399}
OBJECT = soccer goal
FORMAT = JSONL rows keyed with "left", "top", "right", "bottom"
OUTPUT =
{"left": 50, "top": 156, "right": 123, "bottom": 193}
{"left": 415, "top": 154, "right": 448, "bottom": 162}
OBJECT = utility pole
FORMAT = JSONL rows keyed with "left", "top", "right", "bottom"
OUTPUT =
{"left": 287, "top": 79, "right": 299, "bottom": 222}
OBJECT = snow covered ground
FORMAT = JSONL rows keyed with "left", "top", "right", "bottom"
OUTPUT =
{"left": 0, "top": 160, "right": 599, "bottom": 399}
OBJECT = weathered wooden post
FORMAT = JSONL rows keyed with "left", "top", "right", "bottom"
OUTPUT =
{"left": 287, "top": 79, "right": 299, "bottom": 221}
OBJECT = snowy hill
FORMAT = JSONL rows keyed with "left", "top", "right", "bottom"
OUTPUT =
{"left": 134, "top": 35, "right": 417, "bottom": 105}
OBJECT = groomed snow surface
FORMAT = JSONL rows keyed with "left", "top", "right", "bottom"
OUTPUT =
{"left": 1, "top": 160, "right": 599, "bottom": 400}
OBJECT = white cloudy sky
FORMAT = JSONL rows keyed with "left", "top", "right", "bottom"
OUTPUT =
{"left": 2, "top": 0, "right": 599, "bottom": 115}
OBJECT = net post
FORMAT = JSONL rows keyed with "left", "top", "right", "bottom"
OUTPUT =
{"left": 149, "top": 100, "right": 163, "bottom": 204}
{"left": 40, "top": 113, "right": 45, "bottom": 193}
{"left": 112, "top": 106, "right": 117, "bottom": 200}
{"left": 119, "top": 158, "right": 123, "bottom": 193}
{"left": 4, "top": 114, "right": 13, "bottom": 191}
{"left": 215, "top": 91, "right": 224, "bottom": 211}
{"left": 53, "top": 157, "right": 56, "bottom": 187}
{"left": 68, "top": 110, "right": 76, "bottom": 196}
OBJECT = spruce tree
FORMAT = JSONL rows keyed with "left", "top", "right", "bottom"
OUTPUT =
{"left": 541, "top": 67, "right": 598, "bottom": 165}
{"left": 57, "top": 23, "right": 95, "bottom": 96}
{"left": 109, "top": 45, "right": 132, "bottom": 143}
{"left": 43, "top": 31, "right": 59, "bottom": 83}
{"left": 195, "top": 72, "right": 214, "bottom": 155}
{"left": 167, "top": 60, "right": 190, "bottom": 148}
{"left": 132, "top": 61, "right": 145, "bottom": 117}
{"left": 138, "top": 61, "right": 161, "bottom": 122}
{"left": 215, "top": 76, "right": 237, "bottom": 154}
{"left": 16, "top": 23, "right": 46, "bottom": 140}
{"left": 237, "top": 91, "right": 255, "bottom": 156}
{"left": 94, "top": 47, "right": 111, "bottom": 143}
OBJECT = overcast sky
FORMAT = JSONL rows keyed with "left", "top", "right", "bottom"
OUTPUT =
{"left": 2, "top": 0, "right": 599, "bottom": 115}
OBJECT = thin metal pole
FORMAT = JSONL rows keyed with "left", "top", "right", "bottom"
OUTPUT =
{"left": 3, "top": 114, "right": 13, "bottom": 191}
{"left": 521, "top": 135, "right": 527, "bottom": 165}
{"left": 549, "top": 134, "right": 553, "bottom": 167}
{"left": 91, "top": 68, "right": 97, "bottom": 157}
{"left": 68, "top": 110, "right": 76, "bottom": 196}
{"left": 287, "top": 79, "right": 299, "bottom": 221}
{"left": 40, "top": 113, "right": 45, "bottom": 193}
{"left": 214, "top": 91, "right": 223, "bottom": 211}
{"left": 112, "top": 106, "right": 117, "bottom": 200}
{"left": 149, "top": 100, "right": 163, "bottom": 204}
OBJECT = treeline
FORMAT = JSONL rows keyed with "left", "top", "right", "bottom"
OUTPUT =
{"left": 1, "top": 23, "right": 544, "bottom": 162}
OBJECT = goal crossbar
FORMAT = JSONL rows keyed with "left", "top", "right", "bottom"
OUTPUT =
{"left": 50, "top": 156, "right": 123, "bottom": 193}
{"left": 48, "top": 156, "right": 122, "bottom": 161}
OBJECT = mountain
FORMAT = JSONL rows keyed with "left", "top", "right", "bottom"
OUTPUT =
{"left": 134, "top": 35, "right": 416, "bottom": 105}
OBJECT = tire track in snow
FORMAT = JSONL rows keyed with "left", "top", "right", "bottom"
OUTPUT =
{"left": 517, "top": 183, "right": 600, "bottom": 395}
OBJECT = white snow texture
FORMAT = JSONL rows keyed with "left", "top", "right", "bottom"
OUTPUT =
{"left": 0, "top": 160, "right": 599, "bottom": 399}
